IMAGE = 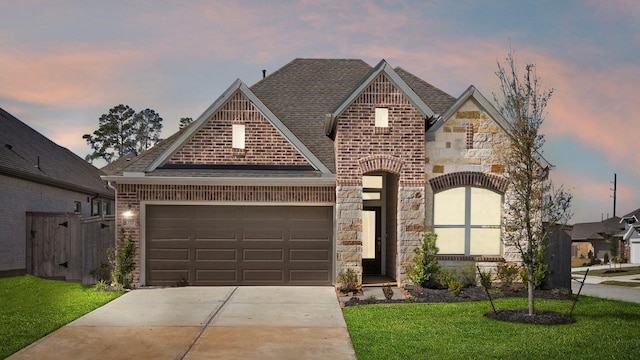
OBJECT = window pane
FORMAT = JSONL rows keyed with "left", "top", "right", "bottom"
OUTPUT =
{"left": 362, "top": 210, "right": 376, "bottom": 259}
{"left": 232, "top": 124, "right": 245, "bottom": 149}
{"left": 470, "top": 228, "right": 501, "bottom": 255}
{"left": 362, "top": 192, "right": 381, "bottom": 200}
{"left": 375, "top": 108, "right": 388, "bottom": 127}
{"left": 470, "top": 188, "right": 502, "bottom": 225}
{"left": 434, "top": 187, "right": 466, "bottom": 225}
{"left": 434, "top": 228, "right": 465, "bottom": 254}
{"left": 363, "top": 175, "right": 383, "bottom": 189}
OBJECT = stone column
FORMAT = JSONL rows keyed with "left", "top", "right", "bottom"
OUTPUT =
{"left": 396, "top": 186, "right": 425, "bottom": 285}
{"left": 335, "top": 186, "right": 363, "bottom": 283}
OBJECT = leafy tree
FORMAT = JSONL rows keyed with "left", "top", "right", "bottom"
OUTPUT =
{"left": 494, "top": 51, "right": 573, "bottom": 316}
{"left": 179, "top": 117, "right": 194, "bottom": 129}
{"left": 132, "top": 108, "right": 163, "bottom": 155}
{"left": 83, "top": 104, "right": 163, "bottom": 163}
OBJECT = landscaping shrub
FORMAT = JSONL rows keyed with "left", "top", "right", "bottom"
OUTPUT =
{"left": 337, "top": 268, "right": 360, "bottom": 293}
{"left": 90, "top": 262, "right": 110, "bottom": 283}
{"left": 406, "top": 233, "right": 440, "bottom": 288}
{"left": 455, "top": 263, "right": 478, "bottom": 287}
{"left": 107, "top": 228, "right": 136, "bottom": 289}
{"left": 496, "top": 262, "right": 519, "bottom": 288}
{"left": 447, "top": 277, "right": 463, "bottom": 296}
{"left": 479, "top": 268, "right": 493, "bottom": 289}
{"left": 382, "top": 283, "right": 394, "bottom": 299}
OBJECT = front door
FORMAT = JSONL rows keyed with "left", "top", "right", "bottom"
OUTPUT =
{"left": 362, "top": 207, "right": 381, "bottom": 275}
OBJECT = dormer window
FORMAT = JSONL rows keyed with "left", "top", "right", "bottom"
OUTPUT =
{"left": 232, "top": 124, "right": 245, "bottom": 149}
{"left": 375, "top": 108, "right": 388, "bottom": 128}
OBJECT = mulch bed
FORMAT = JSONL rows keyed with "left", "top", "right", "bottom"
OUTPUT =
{"left": 342, "top": 285, "right": 575, "bottom": 325}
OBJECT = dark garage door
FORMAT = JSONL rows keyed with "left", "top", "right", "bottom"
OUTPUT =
{"left": 146, "top": 205, "right": 333, "bottom": 286}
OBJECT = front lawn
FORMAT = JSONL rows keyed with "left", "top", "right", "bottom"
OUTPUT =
{"left": 343, "top": 297, "right": 640, "bottom": 359}
{"left": 0, "top": 275, "right": 122, "bottom": 359}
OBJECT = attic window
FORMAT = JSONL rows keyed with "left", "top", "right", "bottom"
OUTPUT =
{"left": 232, "top": 124, "right": 245, "bottom": 149}
{"left": 375, "top": 108, "right": 389, "bottom": 127}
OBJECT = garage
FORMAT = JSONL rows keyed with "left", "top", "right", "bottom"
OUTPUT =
{"left": 145, "top": 205, "right": 334, "bottom": 286}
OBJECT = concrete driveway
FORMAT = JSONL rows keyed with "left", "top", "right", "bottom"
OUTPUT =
{"left": 9, "top": 286, "right": 356, "bottom": 360}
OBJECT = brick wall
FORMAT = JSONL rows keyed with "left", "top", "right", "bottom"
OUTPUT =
{"left": 169, "top": 91, "right": 309, "bottom": 166}
{"left": 334, "top": 74, "right": 426, "bottom": 284}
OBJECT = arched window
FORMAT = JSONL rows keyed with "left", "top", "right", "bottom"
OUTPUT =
{"left": 433, "top": 187, "right": 502, "bottom": 256}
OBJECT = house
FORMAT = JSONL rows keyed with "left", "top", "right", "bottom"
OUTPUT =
{"left": 621, "top": 209, "right": 640, "bottom": 264}
{"left": 0, "top": 107, "right": 114, "bottom": 277}
{"left": 571, "top": 216, "right": 625, "bottom": 262}
{"left": 102, "top": 58, "right": 526, "bottom": 287}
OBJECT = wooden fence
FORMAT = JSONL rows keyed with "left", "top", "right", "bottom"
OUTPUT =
{"left": 26, "top": 212, "right": 115, "bottom": 285}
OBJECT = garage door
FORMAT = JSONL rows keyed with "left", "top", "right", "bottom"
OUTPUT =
{"left": 145, "top": 205, "right": 334, "bottom": 286}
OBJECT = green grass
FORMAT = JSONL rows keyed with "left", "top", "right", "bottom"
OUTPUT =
{"left": 573, "top": 266, "right": 640, "bottom": 277}
{"left": 600, "top": 280, "right": 640, "bottom": 287}
{"left": 0, "top": 275, "right": 122, "bottom": 359}
{"left": 343, "top": 297, "right": 640, "bottom": 359}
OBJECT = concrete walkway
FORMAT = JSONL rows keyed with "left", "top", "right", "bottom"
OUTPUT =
{"left": 9, "top": 286, "right": 356, "bottom": 360}
{"left": 571, "top": 264, "right": 640, "bottom": 303}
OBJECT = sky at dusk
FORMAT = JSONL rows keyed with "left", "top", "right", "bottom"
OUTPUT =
{"left": 1, "top": 0, "right": 638, "bottom": 224}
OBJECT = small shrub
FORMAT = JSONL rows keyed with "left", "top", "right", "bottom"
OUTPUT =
{"left": 447, "top": 277, "right": 463, "bottom": 296}
{"left": 93, "top": 280, "right": 109, "bottom": 291}
{"left": 90, "top": 262, "right": 110, "bottom": 283}
{"left": 406, "top": 233, "right": 440, "bottom": 288}
{"left": 455, "top": 263, "right": 478, "bottom": 288}
{"left": 496, "top": 262, "right": 519, "bottom": 288}
{"left": 107, "top": 228, "right": 136, "bottom": 289}
{"left": 479, "top": 268, "right": 493, "bottom": 289}
{"left": 337, "top": 268, "right": 360, "bottom": 294}
{"left": 176, "top": 278, "right": 189, "bottom": 287}
{"left": 551, "top": 287, "right": 570, "bottom": 296}
{"left": 382, "top": 283, "right": 394, "bottom": 300}
{"left": 603, "top": 253, "right": 610, "bottom": 264}
{"left": 434, "top": 267, "right": 454, "bottom": 289}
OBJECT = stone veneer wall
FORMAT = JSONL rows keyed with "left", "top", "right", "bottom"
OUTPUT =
{"left": 334, "top": 74, "right": 426, "bottom": 285}
{"left": 425, "top": 98, "right": 520, "bottom": 265}
{"left": 116, "top": 183, "right": 335, "bottom": 286}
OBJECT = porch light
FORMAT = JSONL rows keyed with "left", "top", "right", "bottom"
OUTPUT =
{"left": 123, "top": 204, "right": 134, "bottom": 218}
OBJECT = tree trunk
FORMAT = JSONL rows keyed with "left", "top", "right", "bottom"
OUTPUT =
{"left": 528, "top": 275, "right": 535, "bottom": 316}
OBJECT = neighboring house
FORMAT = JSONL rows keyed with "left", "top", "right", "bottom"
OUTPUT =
{"left": 0, "top": 107, "right": 114, "bottom": 277}
{"left": 102, "top": 58, "right": 535, "bottom": 287}
{"left": 621, "top": 208, "right": 640, "bottom": 264}
{"left": 571, "top": 216, "right": 624, "bottom": 261}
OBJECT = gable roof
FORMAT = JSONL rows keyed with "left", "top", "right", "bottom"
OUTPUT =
{"left": 429, "top": 85, "right": 552, "bottom": 169}
{"left": 571, "top": 216, "right": 624, "bottom": 241}
{"left": 145, "top": 79, "right": 331, "bottom": 174}
{"left": 0, "top": 107, "right": 113, "bottom": 198}
{"left": 106, "top": 58, "right": 456, "bottom": 178}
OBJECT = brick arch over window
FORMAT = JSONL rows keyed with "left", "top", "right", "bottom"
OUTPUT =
{"left": 358, "top": 155, "right": 403, "bottom": 175}
{"left": 429, "top": 172, "right": 508, "bottom": 194}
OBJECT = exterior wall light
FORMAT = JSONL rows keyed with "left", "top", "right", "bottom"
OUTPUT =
{"left": 123, "top": 204, "right": 134, "bottom": 218}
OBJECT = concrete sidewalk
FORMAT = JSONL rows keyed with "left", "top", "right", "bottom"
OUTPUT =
{"left": 9, "top": 286, "right": 356, "bottom": 360}
{"left": 571, "top": 264, "right": 640, "bottom": 303}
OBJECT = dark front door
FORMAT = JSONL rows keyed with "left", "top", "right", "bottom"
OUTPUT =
{"left": 362, "top": 207, "right": 381, "bottom": 275}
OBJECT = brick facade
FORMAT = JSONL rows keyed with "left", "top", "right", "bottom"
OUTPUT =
{"left": 169, "top": 91, "right": 309, "bottom": 166}
{"left": 334, "top": 74, "right": 426, "bottom": 284}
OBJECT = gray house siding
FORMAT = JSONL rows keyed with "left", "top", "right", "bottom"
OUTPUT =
{"left": 0, "top": 174, "right": 98, "bottom": 275}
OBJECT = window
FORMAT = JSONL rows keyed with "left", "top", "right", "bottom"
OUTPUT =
{"left": 374, "top": 108, "right": 388, "bottom": 128}
{"left": 102, "top": 201, "right": 112, "bottom": 215}
{"left": 362, "top": 175, "right": 383, "bottom": 200}
{"left": 91, "top": 199, "right": 102, "bottom": 216}
{"left": 433, "top": 187, "right": 502, "bottom": 256}
{"left": 232, "top": 124, "right": 245, "bottom": 149}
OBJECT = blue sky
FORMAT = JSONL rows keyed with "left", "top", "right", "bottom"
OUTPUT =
{"left": 1, "top": 0, "right": 638, "bottom": 223}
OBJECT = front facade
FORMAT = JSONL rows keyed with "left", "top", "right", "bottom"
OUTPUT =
{"left": 104, "top": 59, "right": 520, "bottom": 287}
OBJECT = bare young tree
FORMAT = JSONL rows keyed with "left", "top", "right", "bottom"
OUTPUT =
{"left": 495, "top": 51, "right": 573, "bottom": 316}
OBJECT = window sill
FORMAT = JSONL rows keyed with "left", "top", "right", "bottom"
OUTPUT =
{"left": 232, "top": 148, "right": 246, "bottom": 158}
{"left": 374, "top": 127, "right": 390, "bottom": 134}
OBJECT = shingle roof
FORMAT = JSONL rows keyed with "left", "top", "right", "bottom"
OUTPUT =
{"left": 0, "top": 107, "right": 113, "bottom": 198}
{"left": 111, "top": 58, "right": 456, "bottom": 176}
{"left": 571, "top": 216, "right": 624, "bottom": 241}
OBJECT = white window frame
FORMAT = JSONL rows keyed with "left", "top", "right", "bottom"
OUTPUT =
{"left": 433, "top": 186, "right": 502, "bottom": 256}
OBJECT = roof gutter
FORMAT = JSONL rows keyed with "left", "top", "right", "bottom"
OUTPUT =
{"left": 1, "top": 166, "right": 114, "bottom": 199}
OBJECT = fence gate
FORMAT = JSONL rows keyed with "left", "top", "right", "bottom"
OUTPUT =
{"left": 26, "top": 212, "right": 115, "bottom": 284}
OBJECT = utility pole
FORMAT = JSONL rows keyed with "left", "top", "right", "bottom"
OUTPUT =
{"left": 610, "top": 173, "right": 617, "bottom": 217}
